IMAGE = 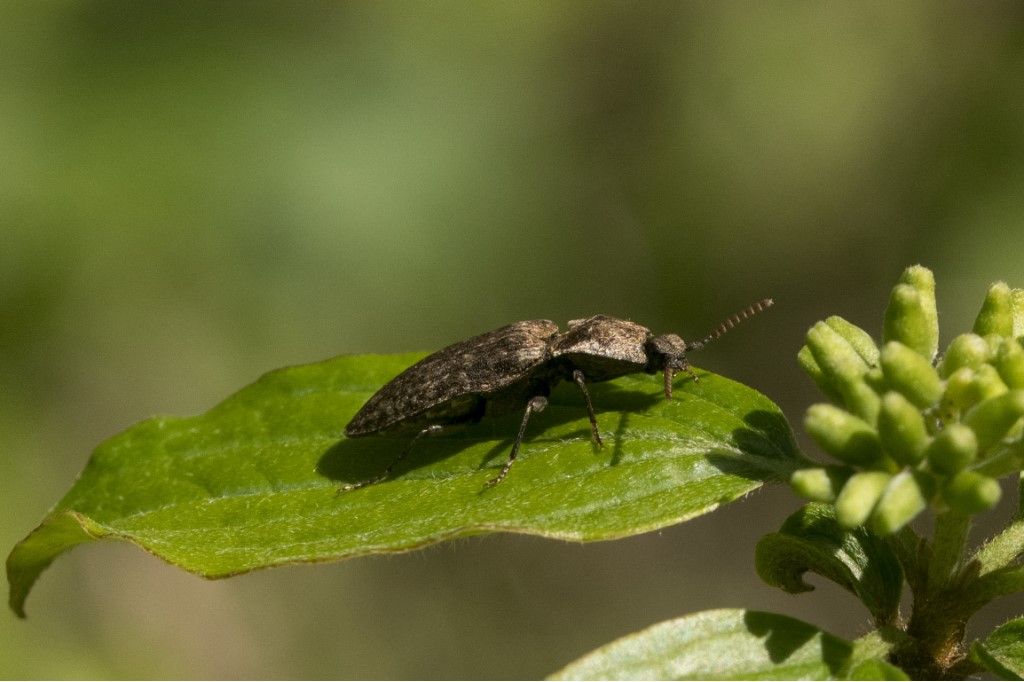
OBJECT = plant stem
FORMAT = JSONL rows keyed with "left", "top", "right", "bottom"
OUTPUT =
{"left": 886, "top": 526, "right": 925, "bottom": 595}
{"left": 927, "top": 512, "right": 971, "bottom": 590}
{"left": 897, "top": 588, "right": 970, "bottom": 678}
{"left": 892, "top": 512, "right": 974, "bottom": 678}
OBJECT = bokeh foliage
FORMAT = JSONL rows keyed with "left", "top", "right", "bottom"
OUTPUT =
{"left": 4, "top": 1, "right": 1024, "bottom": 677}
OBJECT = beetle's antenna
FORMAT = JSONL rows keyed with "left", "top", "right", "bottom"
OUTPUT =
{"left": 687, "top": 298, "right": 774, "bottom": 352}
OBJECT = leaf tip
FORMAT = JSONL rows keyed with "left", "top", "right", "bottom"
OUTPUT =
{"left": 6, "top": 510, "right": 103, "bottom": 619}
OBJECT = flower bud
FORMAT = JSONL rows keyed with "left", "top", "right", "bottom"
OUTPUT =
{"left": 1013, "top": 288, "right": 1024, "bottom": 339}
{"left": 994, "top": 338, "right": 1024, "bottom": 389}
{"left": 790, "top": 467, "right": 851, "bottom": 503}
{"left": 969, "top": 364, "right": 1010, "bottom": 404}
{"left": 898, "top": 266, "right": 939, "bottom": 359}
{"left": 843, "top": 379, "right": 882, "bottom": 425}
{"left": 798, "top": 345, "right": 843, "bottom": 403}
{"left": 938, "top": 333, "right": 990, "bottom": 378}
{"left": 807, "top": 322, "right": 869, "bottom": 386}
{"left": 962, "top": 390, "right": 1024, "bottom": 452}
{"left": 943, "top": 367, "right": 975, "bottom": 412}
{"left": 943, "top": 365, "right": 1007, "bottom": 414}
{"left": 883, "top": 284, "right": 936, "bottom": 359}
{"left": 825, "top": 316, "right": 880, "bottom": 366}
{"left": 973, "top": 437, "right": 1024, "bottom": 477}
{"left": 974, "top": 281, "right": 1014, "bottom": 338}
{"left": 877, "top": 392, "right": 930, "bottom": 465}
{"left": 925, "top": 424, "right": 978, "bottom": 475}
{"left": 880, "top": 341, "right": 943, "bottom": 408}
{"left": 806, "top": 322, "right": 881, "bottom": 422}
{"left": 984, "top": 333, "right": 1006, "bottom": 356}
{"left": 942, "top": 470, "right": 1002, "bottom": 515}
{"left": 835, "top": 472, "right": 891, "bottom": 529}
{"left": 863, "top": 367, "right": 887, "bottom": 393}
{"left": 804, "top": 404, "right": 884, "bottom": 466}
{"left": 870, "top": 471, "right": 930, "bottom": 535}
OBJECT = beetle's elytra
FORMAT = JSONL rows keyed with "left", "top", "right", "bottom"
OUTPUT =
{"left": 344, "top": 299, "right": 774, "bottom": 488}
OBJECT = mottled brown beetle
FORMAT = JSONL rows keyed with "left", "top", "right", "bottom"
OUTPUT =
{"left": 344, "top": 299, "right": 773, "bottom": 488}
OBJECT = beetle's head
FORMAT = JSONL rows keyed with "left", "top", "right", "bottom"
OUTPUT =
{"left": 646, "top": 333, "right": 689, "bottom": 399}
{"left": 649, "top": 298, "right": 775, "bottom": 399}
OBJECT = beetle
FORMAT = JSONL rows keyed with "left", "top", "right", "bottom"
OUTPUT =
{"left": 343, "top": 298, "right": 773, "bottom": 489}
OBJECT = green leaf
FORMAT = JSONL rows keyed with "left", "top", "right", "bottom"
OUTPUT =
{"left": 961, "top": 566, "right": 1024, "bottom": 611}
{"left": 849, "top": 627, "right": 910, "bottom": 669}
{"left": 966, "top": 517, "right": 1024, "bottom": 601}
{"left": 550, "top": 609, "right": 888, "bottom": 680}
{"left": 845, "top": 659, "right": 909, "bottom": 680}
{"left": 755, "top": 503, "right": 903, "bottom": 626}
{"left": 7, "top": 353, "right": 803, "bottom": 616}
{"left": 972, "top": 617, "right": 1024, "bottom": 679}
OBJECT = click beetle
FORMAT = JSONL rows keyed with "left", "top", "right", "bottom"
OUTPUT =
{"left": 344, "top": 298, "right": 773, "bottom": 488}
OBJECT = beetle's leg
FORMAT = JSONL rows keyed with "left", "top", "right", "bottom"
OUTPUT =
{"left": 340, "top": 424, "right": 443, "bottom": 492}
{"left": 664, "top": 359, "right": 699, "bottom": 399}
{"left": 572, "top": 369, "right": 603, "bottom": 448}
{"left": 487, "top": 396, "right": 547, "bottom": 487}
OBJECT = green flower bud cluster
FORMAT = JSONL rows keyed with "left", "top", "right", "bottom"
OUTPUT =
{"left": 791, "top": 266, "right": 1024, "bottom": 534}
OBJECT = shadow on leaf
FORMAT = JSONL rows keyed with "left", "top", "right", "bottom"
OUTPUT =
{"left": 701, "top": 409, "right": 803, "bottom": 482}
{"left": 316, "top": 382, "right": 660, "bottom": 486}
{"left": 743, "top": 611, "right": 852, "bottom": 674}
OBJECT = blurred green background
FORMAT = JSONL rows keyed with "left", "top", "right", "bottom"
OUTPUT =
{"left": 4, "top": 1, "right": 1024, "bottom": 678}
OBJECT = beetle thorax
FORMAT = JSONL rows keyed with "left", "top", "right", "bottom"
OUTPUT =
{"left": 549, "top": 315, "right": 652, "bottom": 380}
{"left": 645, "top": 333, "right": 687, "bottom": 371}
